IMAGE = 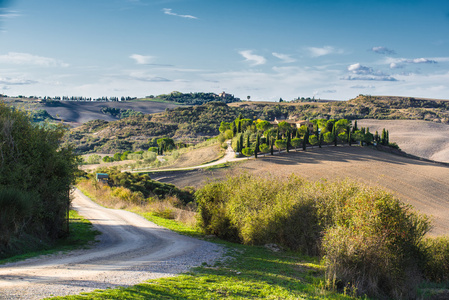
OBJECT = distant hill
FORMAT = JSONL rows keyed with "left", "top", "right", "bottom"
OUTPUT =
{"left": 57, "top": 94, "right": 449, "bottom": 156}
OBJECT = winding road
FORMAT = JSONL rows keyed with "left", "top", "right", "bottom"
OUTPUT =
{"left": 0, "top": 189, "right": 223, "bottom": 300}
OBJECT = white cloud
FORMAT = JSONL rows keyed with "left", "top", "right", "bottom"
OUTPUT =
{"left": 0, "top": 52, "right": 68, "bottom": 67}
{"left": 306, "top": 46, "right": 343, "bottom": 57}
{"left": 162, "top": 8, "right": 198, "bottom": 19}
{"left": 239, "top": 50, "right": 266, "bottom": 66}
{"left": 0, "top": 76, "right": 37, "bottom": 85}
{"left": 0, "top": 10, "right": 21, "bottom": 19}
{"left": 389, "top": 57, "right": 437, "bottom": 69}
{"left": 345, "top": 63, "right": 397, "bottom": 81}
{"left": 371, "top": 46, "right": 395, "bottom": 55}
{"left": 272, "top": 52, "right": 296, "bottom": 63}
{"left": 129, "top": 54, "right": 155, "bottom": 65}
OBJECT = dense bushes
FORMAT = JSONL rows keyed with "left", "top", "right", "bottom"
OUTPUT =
{"left": 0, "top": 103, "right": 78, "bottom": 255}
{"left": 195, "top": 174, "right": 435, "bottom": 299}
{"left": 95, "top": 167, "right": 194, "bottom": 204}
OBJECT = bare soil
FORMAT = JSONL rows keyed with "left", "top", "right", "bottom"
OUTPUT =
{"left": 357, "top": 119, "right": 449, "bottom": 163}
{"left": 156, "top": 146, "right": 449, "bottom": 236}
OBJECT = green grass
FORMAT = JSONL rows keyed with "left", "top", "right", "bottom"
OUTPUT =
{"left": 0, "top": 210, "right": 100, "bottom": 265}
{"left": 49, "top": 241, "right": 361, "bottom": 300}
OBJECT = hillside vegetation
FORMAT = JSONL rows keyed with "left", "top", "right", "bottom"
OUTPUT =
{"left": 61, "top": 95, "right": 449, "bottom": 154}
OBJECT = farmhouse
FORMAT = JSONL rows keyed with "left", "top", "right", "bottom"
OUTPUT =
{"left": 273, "top": 118, "right": 315, "bottom": 132}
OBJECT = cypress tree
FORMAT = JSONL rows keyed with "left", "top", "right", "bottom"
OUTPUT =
{"left": 348, "top": 131, "right": 352, "bottom": 146}
{"left": 386, "top": 130, "right": 389, "bottom": 145}
{"left": 247, "top": 135, "right": 250, "bottom": 148}
{"left": 270, "top": 136, "right": 274, "bottom": 155}
{"left": 286, "top": 131, "right": 291, "bottom": 153}
{"left": 276, "top": 128, "right": 280, "bottom": 140}
{"left": 239, "top": 134, "right": 244, "bottom": 152}
{"left": 332, "top": 125, "right": 337, "bottom": 146}
{"left": 319, "top": 132, "right": 323, "bottom": 148}
{"left": 255, "top": 134, "right": 259, "bottom": 159}
{"left": 381, "top": 128, "right": 387, "bottom": 145}
{"left": 303, "top": 130, "right": 308, "bottom": 151}
{"left": 353, "top": 120, "right": 358, "bottom": 133}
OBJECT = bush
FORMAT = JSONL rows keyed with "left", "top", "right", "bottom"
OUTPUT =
{"left": 0, "top": 187, "right": 35, "bottom": 246}
{"left": 195, "top": 174, "right": 432, "bottom": 299}
{"left": 321, "top": 184, "right": 429, "bottom": 299}
{"left": 421, "top": 236, "right": 449, "bottom": 282}
{"left": 0, "top": 103, "right": 78, "bottom": 249}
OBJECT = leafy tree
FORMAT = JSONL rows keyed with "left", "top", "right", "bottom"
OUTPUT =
{"left": 275, "top": 139, "right": 286, "bottom": 154}
{"left": 298, "top": 125, "right": 308, "bottom": 137}
{"left": 241, "top": 147, "right": 254, "bottom": 158}
{"left": 219, "top": 121, "right": 231, "bottom": 133}
{"left": 277, "top": 121, "right": 291, "bottom": 137}
{"left": 323, "top": 132, "right": 334, "bottom": 144}
{"left": 0, "top": 103, "right": 78, "bottom": 246}
{"left": 256, "top": 120, "right": 272, "bottom": 132}
{"left": 309, "top": 135, "right": 318, "bottom": 147}
{"left": 291, "top": 138, "right": 302, "bottom": 151}
{"left": 113, "top": 152, "right": 122, "bottom": 161}
{"left": 259, "top": 143, "right": 269, "bottom": 155}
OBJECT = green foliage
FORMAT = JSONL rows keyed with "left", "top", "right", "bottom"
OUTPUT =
{"left": 291, "top": 138, "right": 302, "bottom": 150}
{"left": 196, "top": 174, "right": 434, "bottom": 299}
{"left": 0, "top": 187, "right": 35, "bottom": 247}
{"left": 86, "top": 154, "right": 101, "bottom": 164}
{"left": 274, "top": 139, "right": 286, "bottom": 152}
{"left": 156, "top": 91, "right": 240, "bottom": 105}
{"left": 96, "top": 167, "right": 194, "bottom": 204}
{"left": 421, "top": 236, "right": 449, "bottom": 282}
{"left": 0, "top": 103, "right": 78, "bottom": 249}
{"left": 308, "top": 135, "right": 318, "bottom": 147}
{"left": 241, "top": 147, "right": 254, "bottom": 157}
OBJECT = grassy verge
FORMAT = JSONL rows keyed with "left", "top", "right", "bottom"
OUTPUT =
{"left": 0, "top": 210, "right": 100, "bottom": 265}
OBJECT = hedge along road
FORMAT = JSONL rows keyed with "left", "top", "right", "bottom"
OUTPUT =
{"left": 0, "top": 189, "right": 223, "bottom": 300}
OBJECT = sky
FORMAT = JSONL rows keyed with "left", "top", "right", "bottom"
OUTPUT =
{"left": 0, "top": 0, "right": 449, "bottom": 101}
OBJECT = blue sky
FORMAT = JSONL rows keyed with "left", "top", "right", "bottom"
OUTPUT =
{"left": 0, "top": 0, "right": 448, "bottom": 101}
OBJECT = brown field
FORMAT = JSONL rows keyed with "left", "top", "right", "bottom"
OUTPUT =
{"left": 358, "top": 119, "right": 449, "bottom": 163}
{"left": 154, "top": 146, "right": 449, "bottom": 236}
{"left": 2, "top": 98, "right": 181, "bottom": 126}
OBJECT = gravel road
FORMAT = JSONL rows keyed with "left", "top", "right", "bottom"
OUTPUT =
{"left": 0, "top": 189, "right": 224, "bottom": 299}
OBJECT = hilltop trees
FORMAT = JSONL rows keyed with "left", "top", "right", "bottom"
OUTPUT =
{"left": 225, "top": 114, "right": 394, "bottom": 159}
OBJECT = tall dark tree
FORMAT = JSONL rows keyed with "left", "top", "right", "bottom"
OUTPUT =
{"left": 270, "top": 136, "right": 274, "bottom": 155}
{"left": 319, "top": 132, "right": 323, "bottom": 148}
{"left": 255, "top": 134, "right": 260, "bottom": 159}
{"left": 353, "top": 120, "right": 358, "bottom": 133}
{"left": 332, "top": 124, "right": 337, "bottom": 146}
{"left": 303, "top": 130, "right": 309, "bottom": 151}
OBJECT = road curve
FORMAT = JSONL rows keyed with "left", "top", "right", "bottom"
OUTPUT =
{"left": 0, "top": 189, "right": 223, "bottom": 300}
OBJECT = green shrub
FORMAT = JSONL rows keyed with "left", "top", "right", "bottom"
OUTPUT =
{"left": 0, "top": 187, "right": 35, "bottom": 246}
{"left": 195, "top": 174, "right": 433, "bottom": 299}
{"left": 421, "top": 236, "right": 449, "bottom": 282}
{"left": 322, "top": 185, "right": 430, "bottom": 299}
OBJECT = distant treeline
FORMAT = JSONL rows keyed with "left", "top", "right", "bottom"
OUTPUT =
{"left": 146, "top": 91, "right": 241, "bottom": 105}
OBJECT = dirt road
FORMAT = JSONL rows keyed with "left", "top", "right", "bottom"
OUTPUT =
{"left": 0, "top": 189, "right": 223, "bottom": 299}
